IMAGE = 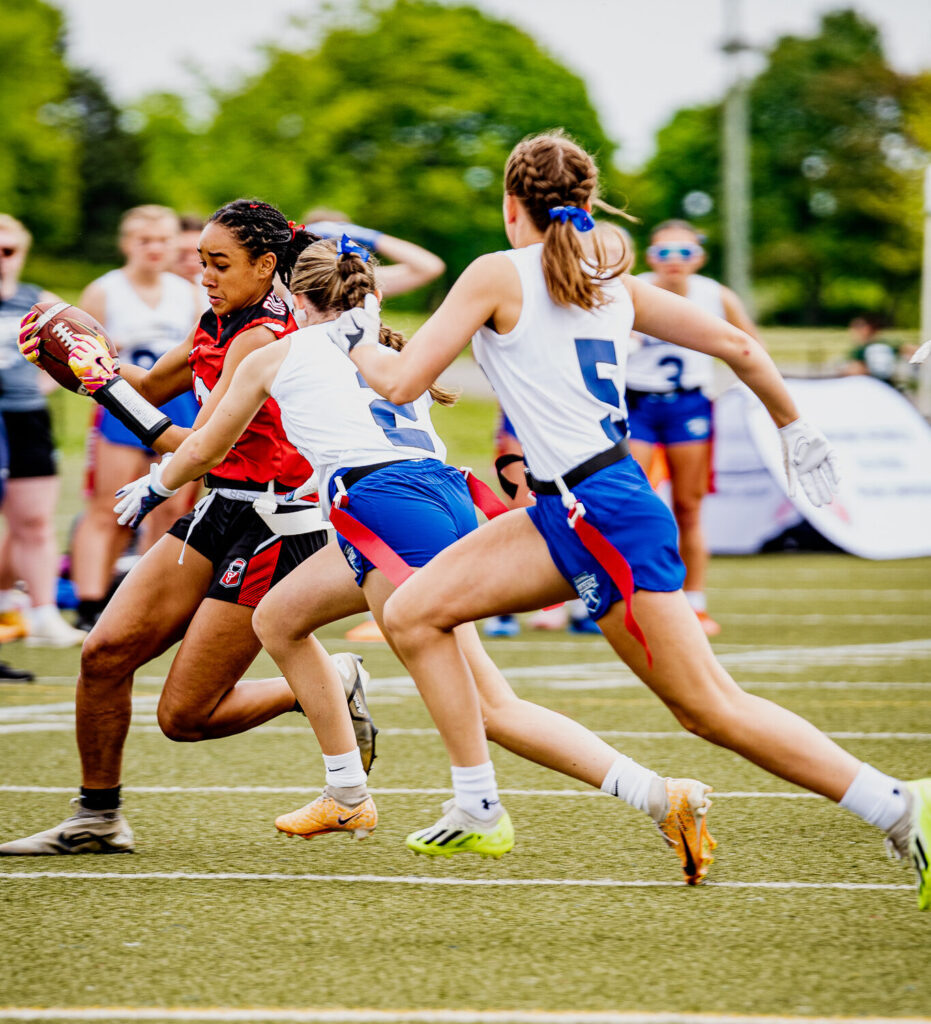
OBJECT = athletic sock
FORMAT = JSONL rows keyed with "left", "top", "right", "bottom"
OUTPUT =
{"left": 684, "top": 591, "right": 707, "bottom": 613}
{"left": 601, "top": 755, "right": 663, "bottom": 818}
{"left": 80, "top": 786, "right": 121, "bottom": 812}
{"left": 839, "top": 763, "right": 909, "bottom": 832}
{"left": 27, "top": 604, "right": 61, "bottom": 630}
{"left": 451, "top": 761, "right": 500, "bottom": 822}
{"left": 323, "top": 749, "right": 367, "bottom": 789}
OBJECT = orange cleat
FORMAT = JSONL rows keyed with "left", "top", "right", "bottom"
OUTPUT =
{"left": 275, "top": 789, "right": 378, "bottom": 841}
{"left": 655, "top": 778, "right": 716, "bottom": 885}
{"left": 0, "top": 610, "right": 29, "bottom": 641}
{"left": 345, "top": 617, "right": 387, "bottom": 643}
{"left": 696, "top": 610, "right": 721, "bottom": 637}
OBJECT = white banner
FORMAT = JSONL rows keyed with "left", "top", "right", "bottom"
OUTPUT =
{"left": 740, "top": 377, "right": 931, "bottom": 559}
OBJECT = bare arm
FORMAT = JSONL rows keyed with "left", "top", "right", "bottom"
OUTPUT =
{"left": 160, "top": 342, "right": 286, "bottom": 490}
{"left": 350, "top": 253, "right": 509, "bottom": 404}
{"left": 720, "top": 285, "right": 763, "bottom": 344}
{"left": 626, "top": 275, "right": 798, "bottom": 428}
{"left": 374, "top": 234, "right": 446, "bottom": 298}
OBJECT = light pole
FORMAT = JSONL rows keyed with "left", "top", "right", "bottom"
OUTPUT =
{"left": 721, "top": 0, "right": 753, "bottom": 313}
{"left": 918, "top": 165, "right": 931, "bottom": 418}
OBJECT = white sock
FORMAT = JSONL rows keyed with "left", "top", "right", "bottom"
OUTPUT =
{"left": 27, "top": 604, "right": 62, "bottom": 629}
{"left": 839, "top": 763, "right": 908, "bottom": 832}
{"left": 684, "top": 591, "right": 707, "bottom": 613}
{"left": 451, "top": 761, "right": 500, "bottom": 821}
{"left": 568, "top": 598, "right": 587, "bottom": 620}
{"left": 601, "top": 755, "right": 661, "bottom": 817}
{"left": 323, "top": 748, "right": 367, "bottom": 789}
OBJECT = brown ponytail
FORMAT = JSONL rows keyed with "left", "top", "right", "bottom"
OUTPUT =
{"left": 290, "top": 240, "right": 458, "bottom": 407}
{"left": 504, "top": 131, "right": 633, "bottom": 310}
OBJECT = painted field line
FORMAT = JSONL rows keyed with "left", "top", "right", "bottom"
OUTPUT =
{"left": 0, "top": 784, "right": 820, "bottom": 799}
{"left": 0, "top": 1010, "right": 928, "bottom": 1024}
{"left": 0, "top": 870, "right": 912, "bottom": 893}
{"left": 707, "top": 586, "right": 931, "bottom": 600}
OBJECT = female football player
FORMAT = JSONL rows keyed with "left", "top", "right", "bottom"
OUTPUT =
{"left": 328, "top": 131, "right": 930, "bottom": 907}
{"left": 1, "top": 200, "right": 371, "bottom": 857}
{"left": 127, "top": 235, "right": 717, "bottom": 877}
{"left": 626, "top": 219, "right": 761, "bottom": 636}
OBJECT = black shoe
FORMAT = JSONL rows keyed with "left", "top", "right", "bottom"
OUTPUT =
{"left": 0, "top": 661, "right": 35, "bottom": 682}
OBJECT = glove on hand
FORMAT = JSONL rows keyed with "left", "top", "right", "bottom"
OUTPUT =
{"left": 326, "top": 293, "right": 381, "bottom": 357}
{"left": 66, "top": 334, "right": 119, "bottom": 394}
{"left": 17, "top": 311, "right": 42, "bottom": 363}
{"left": 114, "top": 455, "right": 178, "bottom": 529}
{"left": 778, "top": 418, "right": 840, "bottom": 508}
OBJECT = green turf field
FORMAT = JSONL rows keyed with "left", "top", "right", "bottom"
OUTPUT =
{"left": 1, "top": 395, "right": 929, "bottom": 1024}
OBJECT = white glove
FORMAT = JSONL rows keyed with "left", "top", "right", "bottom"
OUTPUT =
{"left": 114, "top": 454, "right": 179, "bottom": 528}
{"left": 326, "top": 293, "right": 381, "bottom": 357}
{"left": 778, "top": 418, "right": 840, "bottom": 508}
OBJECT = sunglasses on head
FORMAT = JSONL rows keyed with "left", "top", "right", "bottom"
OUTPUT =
{"left": 0, "top": 247, "right": 19, "bottom": 259}
{"left": 647, "top": 243, "right": 702, "bottom": 262}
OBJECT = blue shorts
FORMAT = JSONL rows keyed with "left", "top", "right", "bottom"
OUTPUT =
{"left": 328, "top": 460, "right": 478, "bottom": 586}
{"left": 98, "top": 390, "right": 200, "bottom": 450}
{"left": 527, "top": 456, "right": 684, "bottom": 618}
{"left": 626, "top": 388, "right": 712, "bottom": 446}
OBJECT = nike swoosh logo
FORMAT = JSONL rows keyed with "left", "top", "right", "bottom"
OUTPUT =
{"left": 678, "top": 825, "right": 696, "bottom": 878}
{"left": 337, "top": 811, "right": 363, "bottom": 826}
{"left": 344, "top": 325, "right": 365, "bottom": 348}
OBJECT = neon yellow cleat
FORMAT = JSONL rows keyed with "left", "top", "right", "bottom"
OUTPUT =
{"left": 655, "top": 778, "right": 716, "bottom": 885}
{"left": 275, "top": 789, "right": 377, "bottom": 841}
{"left": 406, "top": 799, "right": 514, "bottom": 859}
{"left": 906, "top": 778, "right": 931, "bottom": 910}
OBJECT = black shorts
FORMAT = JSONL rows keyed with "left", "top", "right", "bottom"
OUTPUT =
{"left": 168, "top": 494, "right": 328, "bottom": 608}
{"left": 1, "top": 408, "right": 57, "bottom": 479}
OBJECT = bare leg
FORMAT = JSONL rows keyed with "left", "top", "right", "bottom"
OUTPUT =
{"left": 665, "top": 440, "right": 711, "bottom": 594}
{"left": 1, "top": 476, "right": 61, "bottom": 607}
{"left": 77, "top": 533, "right": 213, "bottom": 787}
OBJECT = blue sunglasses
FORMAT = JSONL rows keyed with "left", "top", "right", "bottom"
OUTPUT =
{"left": 647, "top": 244, "right": 703, "bottom": 262}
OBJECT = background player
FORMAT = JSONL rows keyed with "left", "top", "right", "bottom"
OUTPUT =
{"left": 330, "top": 130, "right": 930, "bottom": 909}
{"left": 625, "top": 219, "right": 761, "bottom": 636}
{"left": 0, "top": 200, "right": 371, "bottom": 857}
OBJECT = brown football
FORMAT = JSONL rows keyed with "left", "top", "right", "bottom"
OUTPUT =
{"left": 21, "top": 301, "right": 119, "bottom": 395}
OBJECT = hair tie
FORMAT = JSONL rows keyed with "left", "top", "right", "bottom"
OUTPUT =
{"left": 337, "top": 233, "right": 371, "bottom": 262}
{"left": 548, "top": 206, "right": 595, "bottom": 232}
{"left": 288, "top": 220, "right": 305, "bottom": 240}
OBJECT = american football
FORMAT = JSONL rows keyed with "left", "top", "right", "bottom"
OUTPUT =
{"left": 19, "top": 301, "right": 119, "bottom": 395}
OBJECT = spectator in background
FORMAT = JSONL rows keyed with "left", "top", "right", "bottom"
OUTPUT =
{"left": 0, "top": 213, "right": 85, "bottom": 647}
{"left": 172, "top": 214, "right": 209, "bottom": 311}
{"left": 70, "top": 206, "right": 202, "bottom": 632}
{"left": 841, "top": 315, "right": 917, "bottom": 392}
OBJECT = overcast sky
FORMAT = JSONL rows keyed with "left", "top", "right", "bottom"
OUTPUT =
{"left": 51, "top": 0, "right": 931, "bottom": 166}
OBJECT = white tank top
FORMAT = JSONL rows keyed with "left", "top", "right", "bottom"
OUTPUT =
{"left": 471, "top": 244, "right": 634, "bottom": 481}
{"left": 625, "top": 273, "right": 724, "bottom": 392}
{"left": 270, "top": 322, "right": 446, "bottom": 511}
{"left": 97, "top": 269, "right": 197, "bottom": 370}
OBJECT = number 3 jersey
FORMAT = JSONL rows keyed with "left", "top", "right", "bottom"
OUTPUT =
{"left": 624, "top": 272, "right": 723, "bottom": 394}
{"left": 269, "top": 322, "right": 445, "bottom": 511}
{"left": 471, "top": 242, "right": 634, "bottom": 481}
{"left": 189, "top": 291, "right": 312, "bottom": 488}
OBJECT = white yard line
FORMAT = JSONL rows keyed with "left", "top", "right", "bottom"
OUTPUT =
{"left": 0, "top": 1009, "right": 927, "bottom": 1024}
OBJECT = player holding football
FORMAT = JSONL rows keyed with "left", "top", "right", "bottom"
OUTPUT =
{"left": 1, "top": 200, "right": 375, "bottom": 856}
{"left": 324, "top": 130, "right": 930, "bottom": 908}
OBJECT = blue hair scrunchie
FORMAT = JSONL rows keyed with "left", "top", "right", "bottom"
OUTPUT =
{"left": 548, "top": 206, "right": 595, "bottom": 232}
{"left": 337, "top": 233, "right": 371, "bottom": 262}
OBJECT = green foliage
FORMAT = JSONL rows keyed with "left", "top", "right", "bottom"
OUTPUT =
{"left": 0, "top": 0, "right": 79, "bottom": 246}
{"left": 132, "top": 0, "right": 616, "bottom": 294}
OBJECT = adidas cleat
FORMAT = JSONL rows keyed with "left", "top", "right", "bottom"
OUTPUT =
{"left": 275, "top": 788, "right": 377, "bottom": 840}
{"left": 0, "top": 798, "right": 134, "bottom": 856}
{"left": 332, "top": 652, "right": 378, "bottom": 774}
{"left": 406, "top": 798, "right": 514, "bottom": 859}
{"left": 655, "top": 778, "right": 716, "bottom": 885}
{"left": 886, "top": 778, "right": 931, "bottom": 910}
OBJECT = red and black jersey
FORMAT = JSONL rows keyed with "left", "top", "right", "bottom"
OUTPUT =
{"left": 188, "top": 291, "right": 312, "bottom": 489}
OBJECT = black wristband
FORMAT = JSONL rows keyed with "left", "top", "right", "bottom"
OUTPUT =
{"left": 95, "top": 377, "right": 172, "bottom": 446}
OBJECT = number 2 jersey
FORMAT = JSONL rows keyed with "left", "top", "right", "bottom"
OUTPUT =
{"left": 188, "top": 291, "right": 312, "bottom": 489}
{"left": 269, "top": 322, "right": 445, "bottom": 512}
{"left": 624, "top": 272, "right": 724, "bottom": 393}
{"left": 471, "top": 242, "right": 634, "bottom": 481}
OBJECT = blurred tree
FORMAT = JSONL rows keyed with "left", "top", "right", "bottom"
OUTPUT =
{"left": 132, "top": 0, "right": 619, "bottom": 298}
{"left": 0, "top": 0, "right": 79, "bottom": 248}
{"left": 623, "top": 10, "right": 926, "bottom": 325}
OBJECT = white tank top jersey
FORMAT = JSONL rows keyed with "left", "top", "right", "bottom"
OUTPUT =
{"left": 471, "top": 243, "right": 635, "bottom": 481}
{"left": 270, "top": 323, "right": 446, "bottom": 511}
{"left": 97, "top": 269, "right": 197, "bottom": 369}
{"left": 624, "top": 272, "right": 725, "bottom": 393}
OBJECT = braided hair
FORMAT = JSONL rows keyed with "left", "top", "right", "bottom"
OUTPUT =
{"left": 208, "top": 199, "right": 318, "bottom": 289}
{"left": 504, "top": 131, "right": 630, "bottom": 310}
{"left": 290, "top": 239, "right": 457, "bottom": 406}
